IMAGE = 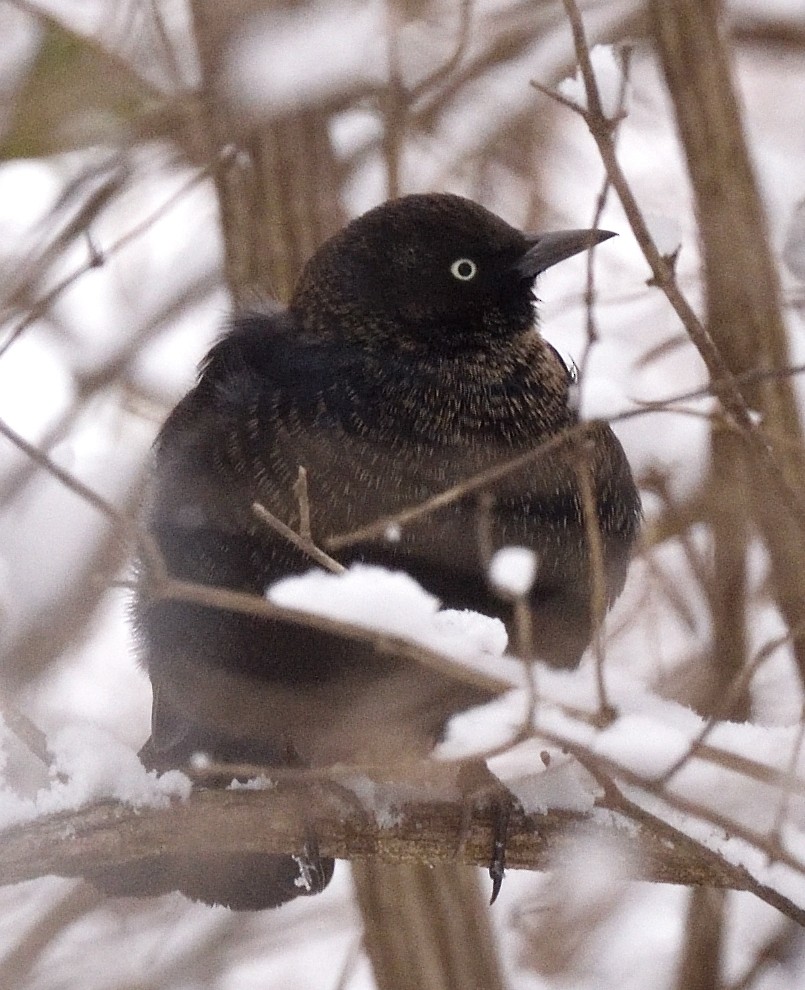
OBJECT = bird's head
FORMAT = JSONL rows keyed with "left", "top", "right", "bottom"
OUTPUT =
{"left": 291, "top": 193, "right": 614, "bottom": 352}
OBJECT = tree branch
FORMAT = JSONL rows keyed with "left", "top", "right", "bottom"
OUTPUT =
{"left": 1, "top": 782, "right": 803, "bottom": 926}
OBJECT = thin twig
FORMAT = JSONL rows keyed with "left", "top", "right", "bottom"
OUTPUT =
{"left": 724, "top": 922, "right": 800, "bottom": 990}
{"left": 574, "top": 438, "right": 613, "bottom": 723}
{"left": 0, "top": 417, "right": 126, "bottom": 526}
{"left": 768, "top": 704, "right": 805, "bottom": 855}
{"left": 535, "top": 724, "right": 805, "bottom": 881}
{"left": 410, "top": 0, "right": 473, "bottom": 100}
{"left": 0, "top": 702, "right": 51, "bottom": 768}
{"left": 293, "top": 466, "right": 313, "bottom": 542}
{"left": 0, "top": 413, "right": 166, "bottom": 582}
{"left": 0, "top": 153, "right": 234, "bottom": 360}
{"left": 538, "top": 0, "right": 805, "bottom": 536}
{"left": 567, "top": 745, "right": 805, "bottom": 928}
{"left": 327, "top": 424, "right": 590, "bottom": 550}
{"left": 252, "top": 501, "right": 344, "bottom": 574}
{"left": 655, "top": 629, "right": 803, "bottom": 786}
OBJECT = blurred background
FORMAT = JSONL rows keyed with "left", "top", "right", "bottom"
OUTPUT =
{"left": 1, "top": 1, "right": 805, "bottom": 988}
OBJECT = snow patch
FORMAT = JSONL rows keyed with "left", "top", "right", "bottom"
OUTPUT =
{"left": 558, "top": 45, "right": 628, "bottom": 118}
{"left": 0, "top": 720, "right": 191, "bottom": 830}
{"left": 488, "top": 546, "right": 539, "bottom": 598}
{"left": 228, "top": 775, "right": 275, "bottom": 791}
{"left": 268, "top": 564, "right": 510, "bottom": 668}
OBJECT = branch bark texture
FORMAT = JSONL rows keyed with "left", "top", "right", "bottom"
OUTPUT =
{"left": 1, "top": 787, "right": 803, "bottom": 926}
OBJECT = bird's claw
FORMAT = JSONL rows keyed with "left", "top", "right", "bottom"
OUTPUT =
{"left": 488, "top": 795, "right": 512, "bottom": 905}
{"left": 489, "top": 859, "right": 504, "bottom": 905}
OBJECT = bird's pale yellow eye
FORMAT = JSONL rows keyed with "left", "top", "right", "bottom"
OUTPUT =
{"left": 450, "top": 258, "right": 478, "bottom": 281}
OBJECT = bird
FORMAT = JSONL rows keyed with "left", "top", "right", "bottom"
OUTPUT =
{"left": 121, "top": 193, "right": 640, "bottom": 910}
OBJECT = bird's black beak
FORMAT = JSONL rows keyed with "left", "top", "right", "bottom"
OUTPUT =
{"left": 514, "top": 229, "right": 616, "bottom": 279}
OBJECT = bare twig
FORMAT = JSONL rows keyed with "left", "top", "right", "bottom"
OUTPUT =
{"left": 576, "top": 45, "right": 632, "bottom": 387}
{"left": 655, "top": 630, "right": 802, "bottom": 786}
{"left": 769, "top": 705, "right": 805, "bottom": 855}
{"left": 252, "top": 501, "right": 345, "bottom": 575}
{"left": 0, "top": 413, "right": 166, "bottom": 583}
{"left": 293, "top": 466, "right": 313, "bottom": 542}
{"left": 409, "top": 0, "right": 473, "bottom": 100}
{"left": 725, "top": 921, "right": 801, "bottom": 990}
{"left": 327, "top": 424, "right": 589, "bottom": 550}
{"left": 0, "top": 416, "right": 127, "bottom": 527}
{"left": 0, "top": 701, "right": 51, "bottom": 767}
{"left": 0, "top": 156, "right": 232, "bottom": 360}
{"left": 574, "top": 438, "right": 613, "bottom": 723}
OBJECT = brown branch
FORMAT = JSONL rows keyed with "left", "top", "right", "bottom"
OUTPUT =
{"left": 568, "top": 747, "right": 805, "bottom": 929}
{"left": 536, "top": 1, "right": 805, "bottom": 546}
{"left": 293, "top": 466, "right": 313, "bottom": 541}
{"left": 1, "top": 783, "right": 803, "bottom": 926}
{"left": 646, "top": 0, "right": 805, "bottom": 695}
{"left": 574, "top": 438, "right": 613, "bottom": 723}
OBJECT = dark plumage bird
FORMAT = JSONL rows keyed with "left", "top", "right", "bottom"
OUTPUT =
{"left": 125, "top": 193, "right": 640, "bottom": 909}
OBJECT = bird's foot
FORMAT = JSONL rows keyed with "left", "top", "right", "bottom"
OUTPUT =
{"left": 456, "top": 759, "right": 519, "bottom": 905}
{"left": 292, "top": 829, "right": 333, "bottom": 896}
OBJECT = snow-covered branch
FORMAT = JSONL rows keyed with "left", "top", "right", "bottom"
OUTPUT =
{"left": 2, "top": 778, "right": 803, "bottom": 927}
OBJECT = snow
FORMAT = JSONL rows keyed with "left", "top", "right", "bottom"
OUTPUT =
{"left": 489, "top": 741, "right": 599, "bottom": 815}
{"left": 0, "top": 720, "right": 191, "bottom": 830}
{"left": 488, "top": 546, "right": 539, "bottom": 598}
{"left": 383, "top": 523, "right": 402, "bottom": 542}
{"left": 228, "top": 776, "right": 274, "bottom": 791}
{"left": 268, "top": 564, "right": 511, "bottom": 671}
{"left": 557, "top": 45, "right": 628, "bottom": 119}
{"left": 339, "top": 773, "right": 404, "bottom": 829}
{"left": 1, "top": 4, "right": 805, "bottom": 988}
{"left": 225, "top": 2, "right": 386, "bottom": 117}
